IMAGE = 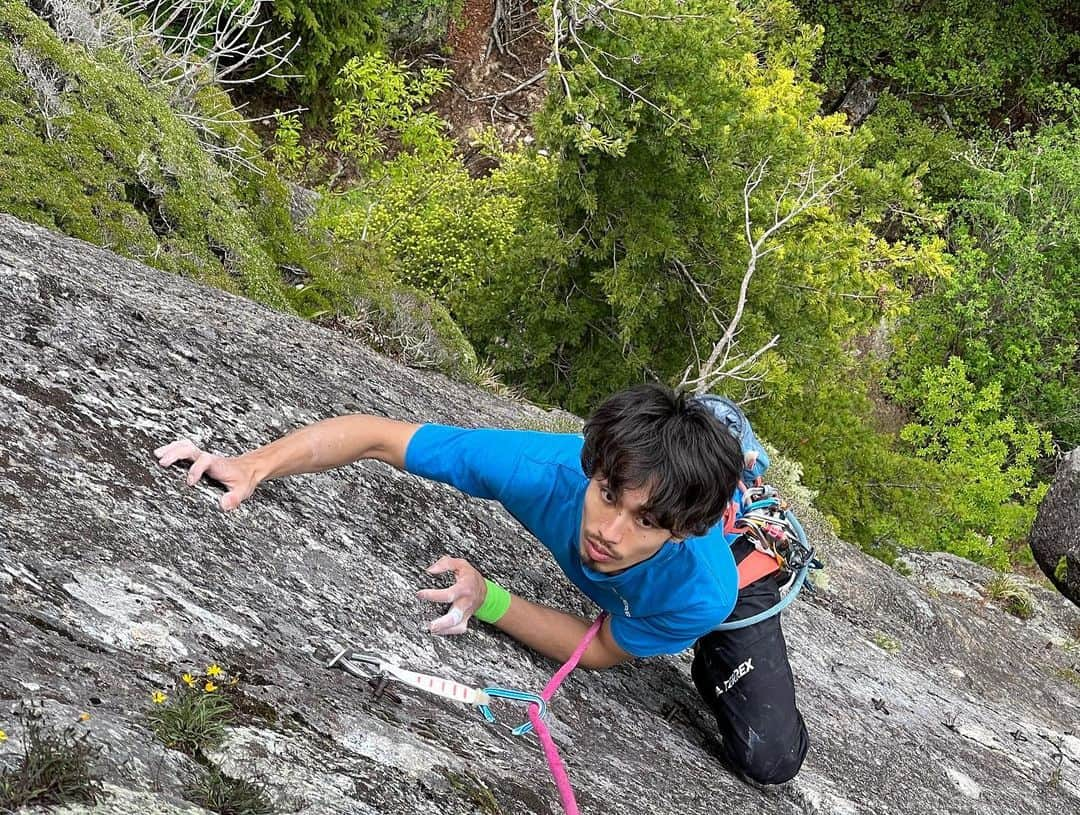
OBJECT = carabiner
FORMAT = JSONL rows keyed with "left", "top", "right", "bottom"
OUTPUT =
{"left": 478, "top": 687, "right": 548, "bottom": 736}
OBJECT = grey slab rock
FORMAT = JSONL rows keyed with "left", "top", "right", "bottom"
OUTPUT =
{"left": 1, "top": 213, "right": 1078, "bottom": 815}
{"left": 1031, "top": 448, "right": 1080, "bottom": 607}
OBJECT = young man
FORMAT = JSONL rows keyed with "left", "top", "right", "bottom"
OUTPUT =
{"left": 155, "top": 383, "right": 808, "bottom": 783}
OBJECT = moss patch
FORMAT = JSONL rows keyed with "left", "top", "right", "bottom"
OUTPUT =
{"left": 0, "top": 3, "right": 485, "bottom": 385}
{"left": 872, "top": 632, "right": 901, "bottom": 654}
{"left": 0, "top": 2, "right": 294, "bottom": 310}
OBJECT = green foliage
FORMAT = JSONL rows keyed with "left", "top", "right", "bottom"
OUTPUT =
{"left": 265, "top": 0, "right": 385, "bottom": 107}
{"left": 752, "top": 360, "right": 943, "bottom": 560}
{"left": 472, "top": 0, "right": 940, "bottom": 412}
{"left": 0, "top": 704, "right": 105, "bottom": 811}
{"left": 890, "top": 122, "right": 1080, "bottom": 449}
{"left": 983, "top": 574, "right": 1037, "bottom": 620}
{"left": 185, "top": 766, "right": 274, "bottom": 815}
{"left": 270, "top": 110, "right": 309, "bottom": 174}
{"left": 381, "top": 0, "right": 460, "bottom": 49}
{"left": 892, "top": 558, "right": 913, "bottom": 577}
{"left": 328, "top": 52, "right": 449, "bottom": 167}
{"left": 1053, "top": 666, "right": 1080, "bottom": 690}
{"left": 309, "top": 53, "right": 558, "bottom": 378}
{"left": 150, "top": 684, "right": 234, "bottom": 755}
{"left": 1055, "top": 556, "right": 1069, "bottom": 584}
{"left": 0, "top": 0, "right": 302, "bottom": 310}
{"left": 796, "top": 0, "right": 1080, "bottom": 127}
{"left": 872, "top": 631, "right": 901, "bottom": 653}
{"left": 860, "top": 92, "right": 973, "bottom": 205}
{"left": 898, "top": 358, "right": 1051, "bottom": 567}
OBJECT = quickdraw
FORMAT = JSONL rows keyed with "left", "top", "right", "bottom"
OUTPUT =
{"left": 317, "top": 616, "right": 606, "bottom": 815}
{"left": 318, "top": 646, "right": 494, "bottom": 706}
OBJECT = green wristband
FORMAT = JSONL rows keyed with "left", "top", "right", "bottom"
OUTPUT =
{"left": 475, "top": 579, "right": 511, "bottom": 624}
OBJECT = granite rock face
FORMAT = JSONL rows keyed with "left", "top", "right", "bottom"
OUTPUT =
{"left": 1, "top": 214, "right": 1079, "bottom": 815}
{"left": 1031, "top": 448, "right": 1080, "bottom": 607}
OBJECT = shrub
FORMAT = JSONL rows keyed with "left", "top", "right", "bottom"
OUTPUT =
{"left": 264, "top": 0, "right": 385, "bottom": 108}
{"left": 896, "top": 359, "right": 1051, "bottom": 568}
{"left": 796, "top": 0, "right": 1079, "bottom": 128}
{"left": 889, "top": 122, "right": 1080, "bottom": 451}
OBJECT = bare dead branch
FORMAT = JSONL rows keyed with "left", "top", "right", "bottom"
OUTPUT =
{"left": 680, "top": 156, "right": 852, "bottom": 395}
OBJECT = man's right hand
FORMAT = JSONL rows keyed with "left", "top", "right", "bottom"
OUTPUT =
{"left": 154, "top": 440, "right": 258, "bottom": 511}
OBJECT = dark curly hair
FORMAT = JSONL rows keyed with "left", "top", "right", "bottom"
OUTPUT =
{"left": 581, "top": 384, "right": 742, "bottom": 538}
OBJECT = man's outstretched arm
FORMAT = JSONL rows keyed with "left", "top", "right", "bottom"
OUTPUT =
{"left": 155, "top": 415, "right": 420, "bottom": 510}
{"left": 419, "top": 556, "right": 632, "bottom": 670}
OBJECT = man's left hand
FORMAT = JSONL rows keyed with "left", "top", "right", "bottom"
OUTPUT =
{"left": 417, "top": 555, "right": 486, "bottom": 635}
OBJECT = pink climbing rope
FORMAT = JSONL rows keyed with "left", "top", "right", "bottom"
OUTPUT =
{"left": 527, "top": 612, "right": 608, "bottom": 815}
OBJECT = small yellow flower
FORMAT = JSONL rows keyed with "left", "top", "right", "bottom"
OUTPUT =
{"left": 151, "top": 690, "right": 168, "bottom": 704}
{"left": 0, "top": 730, "right": 7, "bottom": 742}
{"left": 227, "top": 676, "right": 239, "bottom": 686}
{"left": 78, "top": 712, "right": 90, "bottom": 722}
{"left": 182, "top": 673, "right": 196, "bottom": 687}
{"left": 205, "top": 664, "right": 223, "bottom": 678}
{"left": 203, "top": 681, "right": 218, "bottom": 693}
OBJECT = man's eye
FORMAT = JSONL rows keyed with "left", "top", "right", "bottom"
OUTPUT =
{"left": 639, "top": 516, "right": 655, "bottom": 528}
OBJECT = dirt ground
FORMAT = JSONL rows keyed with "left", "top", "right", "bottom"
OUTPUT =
{"left": 435, "top": 0, "right": 551, "bottom": 156}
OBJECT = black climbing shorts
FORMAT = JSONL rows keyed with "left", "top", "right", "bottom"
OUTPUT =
{"left": 691, "top": 537, "right": 809, "bottom": 785}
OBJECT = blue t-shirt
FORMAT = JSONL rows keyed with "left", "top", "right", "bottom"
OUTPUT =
{"left": 404, "top": 424, "right": 738, "bottom": 657}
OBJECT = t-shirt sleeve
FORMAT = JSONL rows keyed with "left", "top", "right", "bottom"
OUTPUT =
{"left": 403, "top": 424, "right": 528, "bottom": 502}
{"left": 404, "top": 424, "right": 585, "bottom": 563}
{"left": 609, "top": 596, "right": 736, "bottom": 658}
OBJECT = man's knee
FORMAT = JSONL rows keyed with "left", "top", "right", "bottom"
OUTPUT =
{"left": 724, "top": 719, "right": 808, "bottom": 785}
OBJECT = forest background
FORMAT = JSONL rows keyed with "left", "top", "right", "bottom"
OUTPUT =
{"left": 1, "top": 0, "right": 1076, "bottom": 574}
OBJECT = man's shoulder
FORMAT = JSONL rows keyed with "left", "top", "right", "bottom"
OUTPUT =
{"left": 405, "top": 424, "right": 586, "bottom": 505}
{"left": 411, "top": 423, "right": 580, "bottom": 453}
{"left": 685, "top": 526, "right": 739, "bottom": 587}
{"left": 508, "top": 429, "right": 584, "bottom": 471}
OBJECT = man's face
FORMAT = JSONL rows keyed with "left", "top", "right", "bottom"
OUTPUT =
{"left": 579, "top": 476, "right": 677, "bottom": 574}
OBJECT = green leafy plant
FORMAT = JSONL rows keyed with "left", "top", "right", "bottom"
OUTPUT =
{"left": 896, "top": 358, "right": 1052, "bottom": 568}
{"left": 268, "top": 1, "right": 385, "bottom": 105}
{"left": 890, "top": 122, "right": 1080, "bottom": 451}
{"left": 328, "top": 52, "right": 449, "bottom": 167}
{"left": 796, "top": 0, "right": 1079, "bottom": 128}
{"left": 0, "top": 703, "right": 105, "bottom": 810}
{"left": 270, "top": 110, "right": 309, "bottom": 175}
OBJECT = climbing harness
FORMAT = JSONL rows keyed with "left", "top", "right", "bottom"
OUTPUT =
{"left": 715, "top": 484, "right": 821, "bottom": 631}
{"left": 697, "top": 394, "right": 822, "bottom": 632}
{"left": 317, "top": 614, "right": 606, "bottom": 815}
